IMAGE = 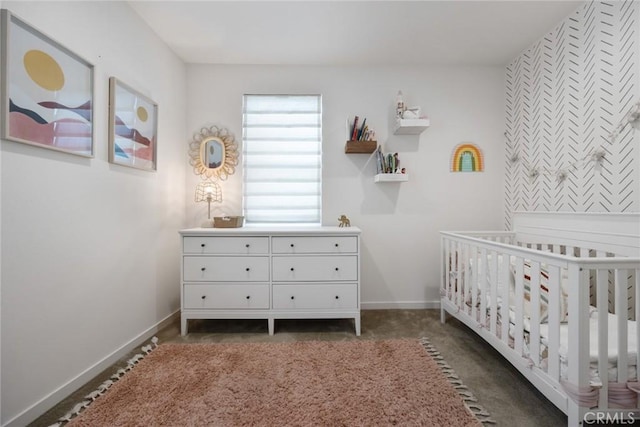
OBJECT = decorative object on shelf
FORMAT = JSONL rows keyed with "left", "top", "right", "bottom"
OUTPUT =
{"left": 338, "top": 215, "right": 351, "bottom": 227}
{"left": 195, "top": 180, "right": 222, "bottom": 227}
{"left": 396, "top": 90, "right": 405, "bottom": 118}
{"left": 402, "top": 108, "right": 420, "bottom": 119}
{"left": 450, "top": 143, "right": 484, "bottom": 172}
{"left": 0, "top": 9, "right": 94, "bottom": 157}
{"left": 189, "top": 125, "right": 239, "bottom": 181}
{"left": 392, "top": 90, "right": 429, "bottom": 135}
{"left": 213, "top": 216, "right": 244, "bottom": 228}
{"left": 109, "top": 77, "right": 158, "bottom": 171}
{"left": 608, "top": 99, "right": 640, "bottom": 143}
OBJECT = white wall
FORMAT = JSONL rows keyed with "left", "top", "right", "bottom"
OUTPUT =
{"left": 186, "top": 65, "right": 505, "bottom": 308}
{"left": 0, "top": 2, "right": 187, "bottom": 425}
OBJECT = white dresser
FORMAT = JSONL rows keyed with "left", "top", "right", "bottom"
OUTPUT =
{"left": 179, "top": 226, "right": 361, "bottom": 335}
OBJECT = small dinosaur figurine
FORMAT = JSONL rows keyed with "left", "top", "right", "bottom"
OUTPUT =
{"left": 338, "top": 215, "right": 351, "bottom": 227}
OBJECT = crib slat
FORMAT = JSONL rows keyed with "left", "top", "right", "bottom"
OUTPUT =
{"left": 456, "top": 241, "right": 463, "bottom": 308}
{"left": 597, "top": 268, "right": 609, "bottom": 410}
{"left": 489, "top": 250, "right": 499, "bottom": 335}
{"left": 514, "top": 257, "right": 525, "bottom": 355}
{"left": 479, "top": 248, "right": 488, "bottom": 326}
{"left": 547, "top": 265, "right": 561, "bottom": 381}
{"left": 471, "top": 246, "right": 478, "bottom": 320}
{"left": 529, "top": 261, "right": 541, "bottom": 366}
{"left": 567, "top": 263, "right": 590, "bottom": 389}
{"left": 501, "top": 254, "right": 511, "bottom": 344}
{"left": 444, "top": 238, "right": 450, "bottom": 300}
{"left": 462, "top": 244, "right": 476, "bottom": 314}
{"left": 615, "top": 269, "right": 628, "bottom": 383}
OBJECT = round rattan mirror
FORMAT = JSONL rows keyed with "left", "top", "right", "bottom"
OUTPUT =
{"left": 189, "top": 126, "right": 239, "bottom": 180}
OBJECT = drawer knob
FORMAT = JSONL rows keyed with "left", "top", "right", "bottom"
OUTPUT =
{"left": 245, "top": 244, "right": 250, "bottom": 248}
{"left": 246, "top": 267, "right": 251, "bottom": 272}
{"left": 201, "top": 295, "right": 206, "bottom": 300}
{"left": 335, "top": 243, "right": 339, "bottom": 247}
{"left": 335, "top": 267, "right": 339, "bottom": 271}
{"left": 201, "top": 267, "right": 206, "bottom": 271}
{"left": 290, "top": 267, "right": 295, "bottom": 271}
{"left": 201, "top": 243, "right": 206, "bottom": 248}
{"left": 246, "top": 295, "right": 251, "bottom": 300}
{"left": 335, "top": 295, "right": 339, "bottom": 299}
{"left": 290, "top": 296, "right": 295, "bottom": 300}
{"left": 290, "top": 243, "right": 295, "bottom": 248}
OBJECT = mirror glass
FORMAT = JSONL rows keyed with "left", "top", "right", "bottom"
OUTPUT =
{"left": 201, "top": 137, "right": 226, "bottom": 171}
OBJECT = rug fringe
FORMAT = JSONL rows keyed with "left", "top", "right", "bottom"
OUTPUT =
{"left": 419, "top": 337, "right": 497, "bottom": 425}
{"left": 47, "top": 336, "right": 159, "bottom": 427}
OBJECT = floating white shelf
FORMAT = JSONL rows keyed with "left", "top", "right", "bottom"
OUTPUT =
{"left": 393, "top": 118, "right": 430, "bottom": 135}
{"left": 374, "top": 174, "right": 408, "bottom": 183}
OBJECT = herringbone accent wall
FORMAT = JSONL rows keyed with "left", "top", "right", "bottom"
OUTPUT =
{"left": 505, "top": 1, "right": 639, "bottom": 229}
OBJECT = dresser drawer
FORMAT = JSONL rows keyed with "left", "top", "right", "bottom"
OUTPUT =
{"left": 272, "top": 256, "right": 358, "bottom": 281}
{"left": 184, "top": 284, "right": 269, "bottom": 309}
{"left": 272, "top": 236, "right": 357, "bottom": 254}
{"left": 184, "top": 237, "right": 269, "bottom": 254}
{"left": 273, "top": 284, "right": 357, "bottom": 309}
{"left": 183, "top": 256, "right": 269, "bottom": 282}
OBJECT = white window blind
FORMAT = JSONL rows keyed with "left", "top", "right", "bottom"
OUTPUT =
{"left": 242, "top": 94, "right": 322, "bottom": 224}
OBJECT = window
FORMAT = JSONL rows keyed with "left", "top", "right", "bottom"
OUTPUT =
{"left": 242, "top": 95, "right": 322, "bottom": 224}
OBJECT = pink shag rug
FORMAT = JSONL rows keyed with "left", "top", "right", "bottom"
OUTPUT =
{"left": 64, "top": 338, "right": 491, "bottom": 426}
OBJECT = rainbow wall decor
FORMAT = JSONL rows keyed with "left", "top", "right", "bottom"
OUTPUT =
{"left": 451, "top": 143, "right": 484, "bottom": 172}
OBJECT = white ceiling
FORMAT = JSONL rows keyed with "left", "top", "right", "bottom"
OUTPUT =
{"left": 129, "top": 0, "right": 584, "bottom": 66}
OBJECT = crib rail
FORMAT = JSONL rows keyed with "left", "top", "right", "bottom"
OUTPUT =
{"left": 441, "top": 230, "right": 640, "bottom": 422}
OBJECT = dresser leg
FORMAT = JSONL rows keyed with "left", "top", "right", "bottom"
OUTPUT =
{"left": 268, "top": 318, "right": 274, "bottom": 335}
{"left": 181, "top": 316, "right": 187, "bottom": 336}
{"left": 354, "top": 316, "right": 361, "bottom": 336}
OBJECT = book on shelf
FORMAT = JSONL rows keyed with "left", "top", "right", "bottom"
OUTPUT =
{"left": 357, "top": 118, "right": 366, "bottom": 140}
{"left": 375, "top": 150, "right": 402, "bottom": 174}
{"left": 349, "top": 116, "right": 375, "bottom": 141}
{"left": 351, "top": 116, "right": 359, "bottom": 140}
{"left": 375, "top": 146, "right": 383, "bottom": 174}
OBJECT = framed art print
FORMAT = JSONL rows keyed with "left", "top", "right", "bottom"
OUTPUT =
{"left": 108, "top": 77, "right": 158, "bottom": 171}
{"left": 0, "top": 9, "right": 94, "bottom": 157}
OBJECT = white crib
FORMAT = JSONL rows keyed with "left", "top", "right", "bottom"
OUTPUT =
{"left": 440, "top": 212, "right": 640, "bottom": 426}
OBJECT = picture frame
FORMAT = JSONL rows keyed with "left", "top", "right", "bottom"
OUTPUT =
{"left": 108, "top": 77, "right": 158, "bottom": 172}
{"left": 0, "top": 9, "right": 94, "bottom": 157}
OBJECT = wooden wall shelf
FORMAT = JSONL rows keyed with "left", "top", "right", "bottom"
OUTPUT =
{"left": 345, "top": 140, "right": 377, "bottom": 154}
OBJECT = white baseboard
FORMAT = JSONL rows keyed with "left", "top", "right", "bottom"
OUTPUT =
{"left": 361, "top": 300, "right": 441, "bottom": 310}
{"left": 3, "top": 310, "right": 180, "bottom": 427}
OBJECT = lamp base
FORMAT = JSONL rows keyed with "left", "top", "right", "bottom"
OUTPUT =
{"left": 200, "top": 219, "right": 214, "bottom": 228}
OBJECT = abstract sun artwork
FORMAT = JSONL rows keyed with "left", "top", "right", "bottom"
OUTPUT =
{"left": 0, "top": 9, "right": 94, "bottom": 157}
{"left": 108, "top": 77, "right": 158, "bottom": 171}
{"left": 450, "top": 142, "right": 484, "bottom": 172}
